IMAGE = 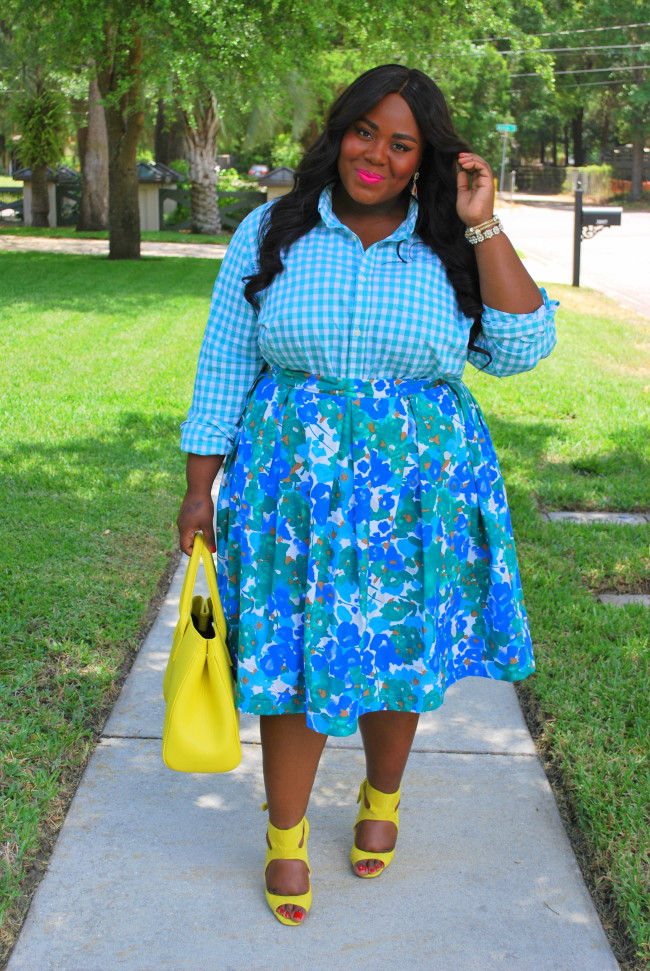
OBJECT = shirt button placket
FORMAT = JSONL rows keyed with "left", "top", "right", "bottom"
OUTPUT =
{"left": 352, "top": 257, "right": 370, "bottom": 371}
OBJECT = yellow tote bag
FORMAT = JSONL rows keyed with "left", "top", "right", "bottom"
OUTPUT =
{"left": 162, "top": 533, "right": 241, "bottom": 773}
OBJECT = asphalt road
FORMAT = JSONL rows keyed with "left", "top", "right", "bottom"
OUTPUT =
{"left": 497, "top": 197, "right": 650, "bottom": 318}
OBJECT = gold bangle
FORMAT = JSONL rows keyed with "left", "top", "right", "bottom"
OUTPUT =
{"left": 467, "top": 215, "right": 498, "bottom": 233}
{"left": 464, "top": 216, "right": 503, "bottom": 245}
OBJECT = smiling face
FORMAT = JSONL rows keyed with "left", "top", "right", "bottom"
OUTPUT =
{"left": 336, "top": 92, "right": 423, "bottom": 211}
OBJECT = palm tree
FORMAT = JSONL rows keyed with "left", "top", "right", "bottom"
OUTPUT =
{"left": 13, "top": 72, "right": 66, "bottom": 226}
{"left": 178, "top": 89, "right": 221, "bottom": 235}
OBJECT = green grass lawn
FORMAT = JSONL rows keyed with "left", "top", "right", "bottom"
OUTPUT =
{"left": 0, "top": 258, "right": 648, "bottom": 967}
{"left": 0, "top": 223, "right": 232, "bottom": 245}
{"left": 464, "top": 287, "right": 650, "bottom": 967}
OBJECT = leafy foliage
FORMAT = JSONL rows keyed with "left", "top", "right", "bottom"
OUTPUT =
{"left": 271, "top": 134, "right": 303, "bottom": 169}
{"left": 12, "top": 87, "right": 66, "bottom": 169}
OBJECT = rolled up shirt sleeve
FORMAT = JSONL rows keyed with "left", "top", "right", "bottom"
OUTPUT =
{"left": 468, "top": 287, "right": 559, "bottom": 377}
{"left": 180, "top": 209, "right": 268, "bottom": 455}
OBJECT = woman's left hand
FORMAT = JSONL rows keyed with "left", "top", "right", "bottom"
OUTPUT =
{"left": 456, "top": 153, "right": 495, "bottom": 228}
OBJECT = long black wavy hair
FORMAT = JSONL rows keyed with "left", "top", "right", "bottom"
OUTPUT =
{"left": 244, "top": 64, "right": 485, "bottom": 353}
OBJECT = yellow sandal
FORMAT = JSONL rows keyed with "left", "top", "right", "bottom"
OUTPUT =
{"left": 264, "top": 814, "right": 312, "bottom": 925}
{"left": 350, "top": 778, "right": 400, "bottom": 878}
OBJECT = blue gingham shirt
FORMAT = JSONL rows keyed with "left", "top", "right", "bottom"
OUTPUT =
{"left": 181, "top": 186, "right": 558, "bottom": 455}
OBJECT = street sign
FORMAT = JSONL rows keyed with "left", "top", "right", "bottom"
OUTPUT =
{"left": 496, "top": 123, "right": 517, "bottom": 132}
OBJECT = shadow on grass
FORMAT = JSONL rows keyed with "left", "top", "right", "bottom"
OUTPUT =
{"left": 0, "top": 410, "right": 186, "bottom": 653}
{"left": 485, "top": 415, "right": 650, "bottom": 512}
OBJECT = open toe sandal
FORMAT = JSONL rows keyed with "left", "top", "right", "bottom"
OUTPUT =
{"left": 350, "top": 778, "right": 400, "bottom": 879}
{"left": 265, "top": 814, "right": 312, "bottom": 925}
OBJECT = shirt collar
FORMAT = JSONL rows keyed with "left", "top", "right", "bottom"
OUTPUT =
{"left": 317, "top": 184, "right": 418, "bottom": 242}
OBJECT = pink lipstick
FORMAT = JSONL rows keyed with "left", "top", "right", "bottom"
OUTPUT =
{"left": 357, "top": 169, "right": 385, "bottom": 184}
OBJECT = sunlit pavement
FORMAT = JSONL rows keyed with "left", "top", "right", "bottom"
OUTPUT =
{"left": 0, "top": 233, "right": 227, "bottom": 259}
{"left": 6, "top": 560, "right": 620, "bottom": 971}
{"left": 497, "top": 196, "right": 650, "bottom": 319}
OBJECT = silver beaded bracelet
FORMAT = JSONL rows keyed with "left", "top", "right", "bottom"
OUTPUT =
{"left": 464, "top": 215, "right": 503, "bottom": 245}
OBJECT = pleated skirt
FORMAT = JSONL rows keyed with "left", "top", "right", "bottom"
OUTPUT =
{"left": 215, "top": 364, "right": 534, "bottom": 737}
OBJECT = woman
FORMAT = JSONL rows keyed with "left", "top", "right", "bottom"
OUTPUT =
{"left": 177, "top": 64, "right": 557, "bottom": 926}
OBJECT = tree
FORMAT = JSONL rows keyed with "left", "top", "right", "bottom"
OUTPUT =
{"left": 13, "top": 78, "right": 66, "bottom": 226}
{"left": 503, "top": 0, "right": 648, "bottom": 192}
{"left": 77, "top": 74, "right": 109, "bottom": 231}
{"left": 618, "top": 71, "right": 650, "bottom": 198}
{"left": 154, "top": 99, "right": 185, "bottom": 166}
{"left": 0, "top": 9, "right": 68, "bottom": 224}
{"left": 238, "top": 1, "right": 529, "bottom": 173}
{"left": 94, "top": 18, "right": 144, "bottom": 259}
{"left": 178, "top": 90, "right": 221, "bottom": 233}
{"left": 166, "top": 0, "right": 345, "bottom": 235}
{"left": 5, "top": 0, "right": 145, "bottom": 256}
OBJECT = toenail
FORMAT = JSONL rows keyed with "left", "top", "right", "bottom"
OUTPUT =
{"left": 294, "top": 911, "right": 304, "bottom": 921}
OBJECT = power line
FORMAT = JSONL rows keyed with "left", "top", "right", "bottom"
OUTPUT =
{"left": 510, "top": 63, "right": 650, "bottom": 77}
{"left": 557, "top": 79, "right": 629, "bottom": 88}
{"left": 512, "top": 79, "right": 628, "bottom": 92}
{"left": 473, "top": 22, "right": 650, "bottom": 43}
{"left": 429, "top": 41, "right": 649, "bottom": 57}
{"left": 500, "top": 42, "right": 649, "bottom": 55}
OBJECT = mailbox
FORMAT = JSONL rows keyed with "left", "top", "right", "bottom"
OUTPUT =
{"left": 581, "top": 206, "right": 622, "bottom": 228}
{"left": 573, "top": 182, "right": 622, "bottom": 286}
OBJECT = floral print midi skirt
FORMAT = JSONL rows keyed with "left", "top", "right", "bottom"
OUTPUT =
{"left": 215, "top": 364, "right": 534, "bottom": 737}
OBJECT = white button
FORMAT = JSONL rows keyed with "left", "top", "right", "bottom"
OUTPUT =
{"left": 353, "top": 328, "right": 361, "bottom": 336}
{"left": 359, "top": 275, "right": 366, "bottom": 282}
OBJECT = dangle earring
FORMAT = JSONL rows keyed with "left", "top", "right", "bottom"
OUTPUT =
{"left": 411, "top": 171, "right": 420, "bottom": 197}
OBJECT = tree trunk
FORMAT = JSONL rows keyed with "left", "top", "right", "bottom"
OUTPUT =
{"left": 551, "top": 127, "right": 557, "bottom": 167}
{"left": 572, "top": 109, "right": 584, "bottom": 167}
{"left": 31, "top": 163, "right": 50, "bottom": 226}
{"left": 540, "top": 139, "right": 545, "bottom": 166}
{"left": 78, "top": 75, "right": 109, "bottom": 231}
{"left": 630, "top": 135, "right": 644, "bottom": 201}
{"left": 155, "top": 100, "right": 186, "bottom": 166}
{"left": 97, "top": 31, "right": 144, "bottom": 259}
{"left": 180, "top": 94, "right": 221, "bottom": 235}
{"left": 564, "top": 125, "right": 570, "bottom": 166}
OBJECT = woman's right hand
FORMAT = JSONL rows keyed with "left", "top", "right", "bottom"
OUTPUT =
{"left": 177, "top": 453, "right": 225, "bottom": 555}
{"left": 177, "top": 491, "right": 216, "bottom": 555}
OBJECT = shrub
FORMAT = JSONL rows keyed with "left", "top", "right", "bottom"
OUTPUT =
{"left": 563, "top": 165, "right": 614, "bottom": 202}
{"left": 271, "top": 133, "right": 302, "bottom": 170}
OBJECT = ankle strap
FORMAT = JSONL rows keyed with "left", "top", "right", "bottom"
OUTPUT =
{"left": 357, "top": 779, "right": 401, "bottom": 817}
{"left": 265, "top": 816, "right": 310, "bottom": 865}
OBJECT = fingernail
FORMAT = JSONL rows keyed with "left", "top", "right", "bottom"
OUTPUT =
{"left": 210, "top": 545, "right": 217, "bottom": 553}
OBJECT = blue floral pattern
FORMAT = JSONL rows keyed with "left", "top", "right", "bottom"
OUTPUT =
{"left": 216, "top": 365, "right": 534, "bottom": 737}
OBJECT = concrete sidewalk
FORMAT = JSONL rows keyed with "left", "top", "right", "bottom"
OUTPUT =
{"left": 0, "top": 234, "right": 227, "bottom": 260}
{"left": 7, "top": 560, "right": 619, "bottom": 970}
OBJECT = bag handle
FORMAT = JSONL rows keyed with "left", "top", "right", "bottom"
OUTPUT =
{"left": 178, "top": 533, "right": 227, "bottom": 640}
